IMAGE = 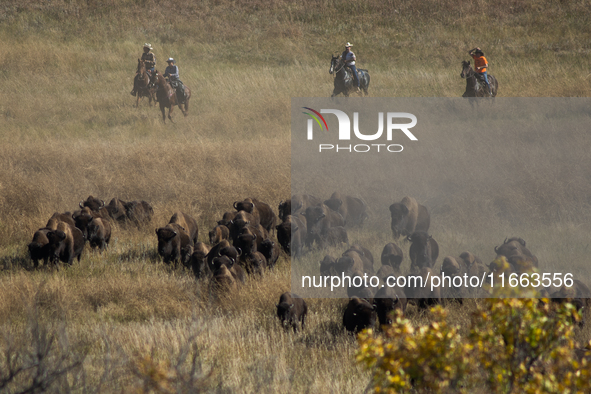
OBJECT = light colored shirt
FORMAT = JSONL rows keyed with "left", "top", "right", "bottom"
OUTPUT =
{"left": 344, "top": 51, "right": 356, "bottom": 66}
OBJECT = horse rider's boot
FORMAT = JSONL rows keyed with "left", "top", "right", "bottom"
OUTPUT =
{"left": 486, "top": 84, "right": 493, "bottom": 96}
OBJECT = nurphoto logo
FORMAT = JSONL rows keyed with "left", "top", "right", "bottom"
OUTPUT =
{"left": 303, "top": 107, "right": 418, "bottom": 153}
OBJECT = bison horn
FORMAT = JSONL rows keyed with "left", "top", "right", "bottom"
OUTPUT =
{"left": 394, "top": 294, "right": 399, "bottom": 305}
{"left": 494, "top": 246, "right": 499, "bottom": 253}
{"left": 249, "top": 202, "right": 254, "bottom": 209}
{"left": 79, "top": 201, "right": 85, "bottom": 209}
{"left": 233, "top": 202, "right": 239, "bottom": 210}
{"left": 503, "top": 237, "right": 508, "bottom": 244}
{"left": 253, "top": 234, "right": 257, "bottom": 240}
{"left": 236, "top": 247, "right": 242, "bottom": 257}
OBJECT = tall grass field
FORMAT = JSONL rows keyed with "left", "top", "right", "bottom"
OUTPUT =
{"left": 0, "top": 0, "right": 590, "bottom": 392}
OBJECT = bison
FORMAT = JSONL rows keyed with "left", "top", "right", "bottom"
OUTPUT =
{"left": 324, "top": 192, "right": 368, "bottom": 227}
{"left": 211, "top": 255, "right": 246, "bottom": 284}
{"left": 276, "top": 214, "right": 306, "bottom": 258}
{"left": 87, "top": 217, "right": 111, "bottom": 251}
{"left": 381, "top": 243, "right": 404, "bottom": 272}
{"left": 389, "top": 196, "right": 430, "bottom": 239}
{"left": 211, "top": 265, "right": 237, "bottom": 293}
{"left": 408, "top": 231, "right": 439, "bottom": 272}
{"left": 374, "top": 286, "right": 407, "bottom": 327}
{"left": 343, "top": 297, "right": 377, "bottom": 334}
{"left": 168, "top": 212, "right": 199, "bottom": 245}
{"left": 301, "top": 204, "right": 345, "bottom": 249}
{"left": 155, "top": 223, "right": 194, "bottom": 266}
{"left": 290, "top": 194, "right": 322, "bottom": 216}
{"left": 234, "top": 198, "right": 277, "bottom": 234}
{"left": 46, "top": 221, "right": 85, "bottom": 266}
{"left": 79, "top": 195, "right": 106, "bottom": 213}
{"left": 104, "top": 198, "right": 127, "bottom": 222}
{"left": 124, "top": 200, "right": 154, "bottom": 226}
{"left": 209, "top": 224, "right": 230, "bottom": 245}
{"left": 259, "top": 238, "right": 280, "bottom": 269}
{"left": 190, "top": 242, "right": 212, "bottom": 279}
{"left": 276, "top": 292, "right": 308, "bottom": 332}
{"left": 494, "top": 237, "right": 538, "bottom": 272}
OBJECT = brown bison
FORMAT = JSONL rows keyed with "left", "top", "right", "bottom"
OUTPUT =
{"left": 324, "top": 192, "right": 368, "bottom": 227}
{"left": 46, "top": 221, "right": 85, "bottom": 266}
{"left": 276, "top": 214, "right": 306, "bottom": 258}
{"left": 290, "top": 194, "right": 322, "bottom": 216}
{"left": 211, "top": 255, "right": 246, "bottom": 284}
{"left": 319, "top": 255, "right": 337, "bottom": 276}
{"left": 240, "top": 251, "right": 267, "bottom": 275}
{"left": 155, "top": 223, "right": 194, "bottom": 266}
{"left": 47, "top": 212, "right": 76, "bottom": 227}
{"left": 211, "top": 265, "right": 237, "bottom": 293}
{"left": 259, "top": 238, "right": 280, "bottom": 269}
{"left": 494, "top": 237, "right": 538, "bottom": 272}
{"left": 190, "top": 242, "right": 212, "bottom": 279}
{"left": 79, "top": 195, "right": 106, "bottom": 213}
{"left": 104, "top": 198, "right": 127, "bottom": 222}
{"left": 72, "top": 207, "right": 102, "bottom": 241}
{"left": 276, "top": 292, "right": 308, "bottom": 332}
{"left": 408, "top": 231, "right": 439, "bottom": 272}
{"left": 168, "top": 211, "right": 199, "bottom": 245}
{"left": 87, "top": 217, "right": 111, "bottom": 251}
{"left": 381, "top": 243, "right": 404, "bottom": 272}
{"left": 374, "top": 286, "right": 407, "bottom": 327}
{"left": 343, "top": 297, "right": 377, "bottom": 334}
{"left": 234, "top": 198, "right": 277, "bottom": 234}
{"left": 389, "top": 196, "right": 430, "bottom": 239}
{"left": 301, "top": 204, "right": 345, "bottom": 249}
{"left": 209, "top": 225, "right": 230, "bottom": 245}
{"left": 124, "top": 200, "right": 154, "bottom": 225}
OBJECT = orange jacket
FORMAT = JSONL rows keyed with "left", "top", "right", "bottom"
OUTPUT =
{"left": 471, "top": 54, "right": 488, "bottom": 73}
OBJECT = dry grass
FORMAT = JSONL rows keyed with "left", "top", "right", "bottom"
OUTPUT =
{"left": 1, "top": 0, "right": 590, "bottom": 392}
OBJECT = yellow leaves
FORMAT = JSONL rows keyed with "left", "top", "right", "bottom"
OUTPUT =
{"left": 358, "top": 299, "right": 591, "bottom": 394}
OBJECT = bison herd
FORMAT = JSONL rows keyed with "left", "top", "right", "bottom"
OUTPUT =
{"left": 26, "top": 193, "right": 591, "bottom": 335}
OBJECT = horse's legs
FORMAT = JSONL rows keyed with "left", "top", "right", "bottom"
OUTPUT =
{"left": 160, "top": 104, "right": 166, "bottom": 123}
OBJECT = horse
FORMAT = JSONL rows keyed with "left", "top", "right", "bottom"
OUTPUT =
{"left": 132, "top": 59, "right": 156, "bottom": 107}
{"left": 329, "top": 55, "right": 370, "bottom": 97}
{"left": 152, "top": 70, "right": 191, "bottom": 123}
{"left": 460, "top": 60, "right": 498, "bottom": 98}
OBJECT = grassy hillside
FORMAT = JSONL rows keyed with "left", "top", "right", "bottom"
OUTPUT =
{"left": 0, "top": 0, "right": 590, "bottom": 392}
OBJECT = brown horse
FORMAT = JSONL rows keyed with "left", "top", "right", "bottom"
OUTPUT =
{"left": 152, "top": 70, "right": 191, "bottom": 123}
{"left": 133, "top": 59, "right": 156, "bottom": 107}
{"left": 460, "top": 60, "right": 498, "bottom": 98}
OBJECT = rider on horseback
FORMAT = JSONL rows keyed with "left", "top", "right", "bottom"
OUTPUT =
{"left": 469, "top": 47, "right": 492, "bottom": 96}
{"left": 131, "top": 43, "right": 157, "bottom": 96}
{"left": 164, "top": 58, "right": 186, "bottom": 104}
{"left": 341, "top": 42, "right": 360, "bottom": 93}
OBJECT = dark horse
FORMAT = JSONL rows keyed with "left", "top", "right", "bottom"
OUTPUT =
{"left": 132, "top": 59, "right": 156, "bottom": 107}
{"left": 152, "top": 70, "right": 191, "bottom": 123}
{"left": 329, "top": 55, "right": 370, "bottom": 97}
{"left": 460, "top": 60, "right": 498, "bottom": 97}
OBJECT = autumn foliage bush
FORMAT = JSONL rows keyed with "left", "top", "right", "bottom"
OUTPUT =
{"left": 358, "top": 296, "right": 591, "bottom": 393}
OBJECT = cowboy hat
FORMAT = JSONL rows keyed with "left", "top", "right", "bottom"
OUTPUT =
{"left": 167, "top": 57, "right": 175, "bottom": 63}
{"left": 143, "top": 43, "right": 153, "bottom": 49}
{"left": 345, "top": 42, "right": 353, "bottom": 47}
